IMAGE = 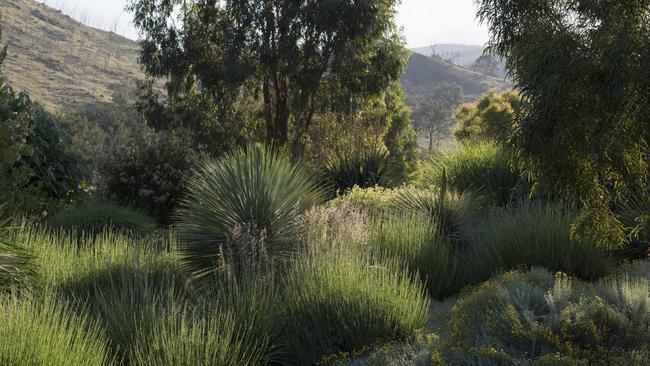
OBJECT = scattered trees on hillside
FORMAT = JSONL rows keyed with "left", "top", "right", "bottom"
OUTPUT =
{"left": 454, "top": 90, "right": 522, "bottom": 143}
{"left": 129, "top": 0, "right": 407, "bottom": 158}
{"left": 413, "top": 82, "right": 463, "bottom": 149}
{"left": 477, "top": 0, "right": 650, "bottom": 247}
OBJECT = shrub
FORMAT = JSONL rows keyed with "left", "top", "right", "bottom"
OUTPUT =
{"left": 416, "top": 142, "right": 523, "bottom": 205}
{"left": 281, "top": 249, "right": 429, "bottom": 364}
{"left": 297, "top": 200, "right": 369, "bottom": 253}
{"left": 445, "top": 268, "right": 650, "bottom": 365}
{"left": 0, "top": 295, "right": 114, "bottom": 366}
{"left": 47, "top": 200, "right": 157, "bottom": 237}
{"left": 1, "top": 102, "right": 86, "bottom": 215}
{"left": 461, "top": 202, "right": 611, "bottom": 286}
{"left": 334, "top": 186, "right": 402, "bottom": 214}
{"left": 100, "top": 131, "right": 195, "bottom": 226}
{"left": 177, "top": 145, "right": 325, "bottom": 283}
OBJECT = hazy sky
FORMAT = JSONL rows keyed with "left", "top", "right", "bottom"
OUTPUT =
{"left": 37, "top": 0, "right": 489, "bottom": 47}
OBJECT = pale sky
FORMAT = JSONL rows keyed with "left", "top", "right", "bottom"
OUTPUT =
{"left": 36, "top": 0, "right": 489, "bottom": 47}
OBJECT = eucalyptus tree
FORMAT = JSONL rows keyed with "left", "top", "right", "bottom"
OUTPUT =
{"left": 476, "top": 0, "right": 650, "bottom": 247}
{"left": 129, "top": 0, "right": 406, "bottom": 155}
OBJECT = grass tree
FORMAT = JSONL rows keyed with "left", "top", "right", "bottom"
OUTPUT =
{"left": 177, "top": 145, "right": 325, "bottom": 283}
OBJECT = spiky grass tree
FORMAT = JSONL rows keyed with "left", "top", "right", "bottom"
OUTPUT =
{"left": 0, "top": 208, "right": 39, "bottom": 293}
{"left": 177, "top": 145, "right": 325, "bottom": 283}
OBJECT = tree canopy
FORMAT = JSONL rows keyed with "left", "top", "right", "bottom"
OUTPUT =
{"left": 413, "top": 82, "right": 463, "bottom": 149}
{"left": 477, "top": 0, "right": 650, "bottom": 247}
{"left": 129, "top": 0, "right": 406, "bottom": 156}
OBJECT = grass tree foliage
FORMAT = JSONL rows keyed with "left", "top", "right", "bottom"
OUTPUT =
{"left": 177, "top": 145, "right": 325, "bottom": 283}
{"left": 476, "top": 0, "right": 650, "bottom": 248}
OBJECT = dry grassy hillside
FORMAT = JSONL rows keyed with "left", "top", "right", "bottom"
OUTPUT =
{"left": 0, "top": 0, "right": 143, "bottom": 111}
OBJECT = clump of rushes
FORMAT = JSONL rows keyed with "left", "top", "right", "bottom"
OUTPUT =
{"left": 417, "top": 142, "right": 523, "bottom": 205}
{"left": 462, "top": 202, "right": 612, "bottom": 286}
{"left": 132, "top": 271, "right": 284, "bottom": 366}
{"left": 369, "top": 213, "right": 459, "bottom": 299}
{"left": 282, "top": 249, "right": 429, "bottom": 364}
{"left": 0, "top": 294, "right": 115, "bottom": 366}
{"left": 177, "top": 144, "right": 325, "bottom": 285}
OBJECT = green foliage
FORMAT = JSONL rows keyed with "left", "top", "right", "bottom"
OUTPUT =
{"left": 445, "top": 267, "right": 650, "bottom": 365}
{"left": 417, "top": 142, "right": 524, "bottom": 205}
{"left": 1, "top": 28, "right": 85, "bottom": 215}
{"left": 0, "top": 212, "right": 39, "bottom": 293}
{"left": 0, "top": 102, "right": 86, "bottom": 215}
{"left": 453, "top": 90, "right": 522, "bottom": 142}
{"left": 306, "top": 84, "right": 417, "bottom": 187}
{"left": 177, "top": 145, "right": 325, "bottom": 284}
{"left": 462, "top": 202, "right": 611, "bottom": 287}
{"left": 325, "top": 150, "right": 393, "bottom": 193}
{"left": 476, "top": 0, "right": 650, "bottom": 248}
{"left": 413, "top": 82, "right": 464, "bottom": 149}
{"left": 369, "top": 213, "right": 458, "bottom": 299}
{"left": 282, "top": 249, "right": 429, "bottom": 365}
{"left": 129, "top": 0, "right": 406, "bottom": 153}
{"left": 47, "top": 201, "right": 157, "bottom": 237}
{"left": 100, "top": 130, "right": 195, "bottom": 226}
{"left": 0, "top": 294, "right": 114, "bottom": 366}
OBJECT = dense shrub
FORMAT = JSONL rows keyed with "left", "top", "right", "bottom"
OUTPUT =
{"left": 0, "top": 295, "right": 114, "bottom": 366}
{"left": 47, "top": 201, "right": 157, "bottom": 237}
{"left": 416, "top": 142, "right": 524, "bottom": 205}
{"left": 462, "top": 202, "right": 611, "bottom": 286}
{"left": 369, "top": 213, "right": 458, "bottom": 299}
{"left": 177, "top": 145, "right": 325, "bottom": 283}
{"left": 100, "top": 131, "right": 195, "bottom": 226}
{"left": 453, "top": 90, "right": 522, "bottom": 142}
{"left": 444, "top": 268, "right": 650, "bottom": 365}
{"left": 282, "top": 249, "right": 429, "bottom": 364}
{"left": 1, "top": 101, "right": 86, "bottom": 215}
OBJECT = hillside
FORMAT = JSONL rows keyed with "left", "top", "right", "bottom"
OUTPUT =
{"left": 0, "top": 0, "right": 143, "bottom": 111}
{"left": 411, "top": 44, "right": 484, "bottom": 67}
{"left": 401, "top": 52, "right": 510, "bottom": 103}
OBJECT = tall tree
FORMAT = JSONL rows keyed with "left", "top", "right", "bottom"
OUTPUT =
{"left": 129, "top": 0, "right": 406, "bottom": 155}
{"left": 476, "top": 0, "right": 650, "bottom": 247}
{"left": 414, "top": 82, "right": 463, "bottom": 149}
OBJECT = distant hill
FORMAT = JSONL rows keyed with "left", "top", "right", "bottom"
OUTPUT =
{"left": 0, "top": 0, "right": 508, "bottom": 115}
{"left": 401, "top": 52, "right": 510, "bottom": 104}
{"left": 0, "top": 0, "right": 143, "bottom": 111}
{"left": 410, "top": 44, "right": 484, "bottom": 67}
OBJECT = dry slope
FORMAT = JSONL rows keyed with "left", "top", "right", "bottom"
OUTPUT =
{"left": 0, "top": 0, "right": 143, "bottom": 111}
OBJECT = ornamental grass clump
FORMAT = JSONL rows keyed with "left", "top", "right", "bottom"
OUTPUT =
{"left": 417, "top": 142, "right": 523, "bottom": 205}
{"left": 369, "top": 213, "right": 459, "bottom": 299}
{"left": 0, "top": 294, "right": 114, "bottom": 366}
{"left": 281, "top": 249, "right": 429, "bottom": 364}
{"left": 177, "top": 145, "right": 325, "bottom": 283}
{"left": 462, "top": 202, "right": 612, "bottom": 286}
